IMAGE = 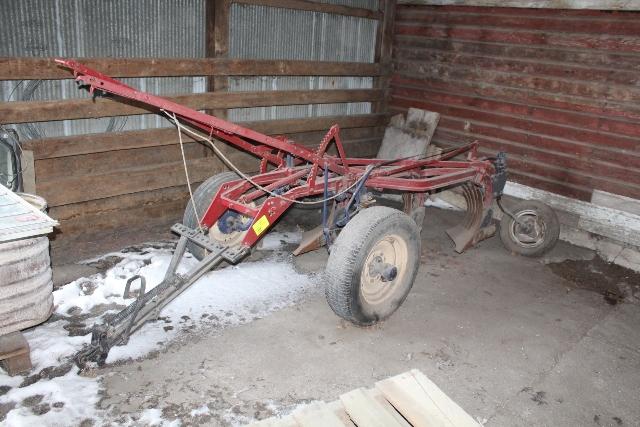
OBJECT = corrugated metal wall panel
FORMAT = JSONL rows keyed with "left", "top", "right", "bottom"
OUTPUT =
{"left": 228, "top": 2, "right": 378, "bottom": 122}
{"left": 0, "top": 0, "right": 205, "bottom": 139}
{"left": 390, "top": 5, "right": 640, "bottom": 201}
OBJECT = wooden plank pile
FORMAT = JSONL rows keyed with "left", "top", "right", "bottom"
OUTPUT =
{"left": 247, "top": 369, "right": 480, "bottom": 427}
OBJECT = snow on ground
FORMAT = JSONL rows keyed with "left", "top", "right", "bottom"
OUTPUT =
{"left": 0, "top": 243, "right": 318, "bottom": 426}
{"left": 257, "top": 231, "right": 302, "bottom": 251}
{"left": 425, "top": 197, "right": 462, "bottom": 211}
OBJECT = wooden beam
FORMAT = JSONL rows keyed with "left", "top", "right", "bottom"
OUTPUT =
{"left": 397, "top": 1, "right": 640, "bottom": 11}
{"left": 0, "top": 58, "right": 382, "bottom": 80}
{"left": 38, "top": 157, "right": 228, "bottom": 207}
{"left": 24, "top": 113, "right": 387, "bottom": 159}
{"left": 0, "top": 89, "right": 383, "bottom": 124}
{"left": 232, "top": 0, "right": 381, "bottom": 19}
{"left": 212, "top": 0, "right": 231, "bottom": 119}
{"left": 373, "top": 0, "right": 397, "bottom": 114}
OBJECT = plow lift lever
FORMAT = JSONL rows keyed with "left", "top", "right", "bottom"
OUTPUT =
{"left": 75, "top": 224, "right": 249, "bottom": 368}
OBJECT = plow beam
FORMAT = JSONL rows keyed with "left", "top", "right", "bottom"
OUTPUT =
{"left": 445, "top": 183, "right": 496, "bottom": 253}
{"left": 74, "top": 224, "right": 248, "bottom": 368}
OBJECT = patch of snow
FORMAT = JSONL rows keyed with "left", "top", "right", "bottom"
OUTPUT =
{"left": 138, "top": 408, "right": 175, "bottom": 426}
{"left": 190, "top": 404, "right": 210, "bottom": 417}
{"left": 106, "top": 254, "right": 315, "bottom": 363}
{"left": 425, "top": 197, "right": 462, "bottom": 211}
{"left": 0, "top": 370, "right": 100, "bottom": 427}
{"left": 257, "top": 231, "right": 303, "bottom": 251}
{"left": 23, "top": 321, "right": 89, "bottom": 372}
{"left": 0, "top": 242, "right": 316, "bottom": 426}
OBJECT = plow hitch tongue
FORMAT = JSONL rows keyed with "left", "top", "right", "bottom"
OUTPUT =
{"left": 74, "top": 224, "right": 248, "bottom": 368}
{"left": 445, "top": 183, "right": 496, "bottom": 254}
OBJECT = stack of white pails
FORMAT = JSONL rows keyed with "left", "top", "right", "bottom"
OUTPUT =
{"left": 0, "top": 190, "right": 58, "bottom": 338}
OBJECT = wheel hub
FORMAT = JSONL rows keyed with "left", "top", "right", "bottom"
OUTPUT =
{"left": 510, "top": 209, "right": 546, "bottom": 248}
{"left": 360, "top": 234, "right": 409, "bottom": 305}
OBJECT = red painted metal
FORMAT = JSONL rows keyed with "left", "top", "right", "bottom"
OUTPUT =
{"left": 57, "top": 59, "right": 497, "bottom": 249}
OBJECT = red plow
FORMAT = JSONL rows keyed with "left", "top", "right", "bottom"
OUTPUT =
{"left": 55, "top": 60, "right": 558, "bottom": 367}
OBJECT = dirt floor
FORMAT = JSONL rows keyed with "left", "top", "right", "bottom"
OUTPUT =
{"left": 5, "top": 204, "right": 640, "bottom": 426}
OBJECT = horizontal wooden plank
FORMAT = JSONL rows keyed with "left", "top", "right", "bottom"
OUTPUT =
{"left": 396, "top": 8, "right": 640, "bottom": 36}
{"left": 393, "top": 36, "right": 640, "bottom": 74}
{"left": 38, "top": 157, "right": 230, "bottom": 207}
{"left": 393, "top": 47, "right": 640, "bottom": 87}
{"left": 394, "top": 60, "right": 640, "bottom": 106}
{"left": 233, "top": 0, "right": 381, "bottom": 20}
{"left": 35, "top": 143, "right": 206, "bottom": 180}
{"left": 433, "top": 131, "right": 640, "bottom": 199}
{"left": 399, "top": 5, "right": 640, "bottom": 18}
{"left": 24, "top": 113, "right": 387, "bottom": 159}
{"left": 37, "top": 135, "right": 380, "bottom": 207}
{"left": 0, "top": 89, "right": 383, "bottom": 124}
{"left": 0, "top": 57, "right": 382, "bottom": 80}
{"left": 437, "top": 116, "right": 640, "bottom": 170}
{"left": 395, "top": 24, "right": 640, "bottom": 53}
{"left": 49, "top": 185, "right": 193, "bottom": 237}
{"left": 392, "top": 74, "right": 640, "bottom": 125}
{"left": 390, "top": 93, "right": 640, "bottom": 150}
{"left": 35, "top": 131, "right": 381, "bottom": 182}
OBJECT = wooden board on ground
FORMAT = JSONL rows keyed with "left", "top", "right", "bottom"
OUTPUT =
{"left": 0, "top": 332, "right": 32, "bottom": 376}
{"left": 376, "top": 370, "right": 480, "bottom": 427}
{"left": 246, "top": 370, "right": 479, "bottom": 427}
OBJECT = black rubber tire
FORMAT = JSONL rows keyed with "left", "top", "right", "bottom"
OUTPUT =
{"left": 183, "top": 171, "right": 239, "bottom": 260}
{"left": 325, "top": 206, "right": 421, "bottom": 326}
{"left": 499, "top": 200, "right": 560, "bottom": 257}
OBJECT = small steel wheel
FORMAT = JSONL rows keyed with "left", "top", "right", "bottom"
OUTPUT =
{"left": 499, "top": 200, "right": 559, "bottom": 257}
{"left": 325, "top": 206, "right": 421, "bottom": 326}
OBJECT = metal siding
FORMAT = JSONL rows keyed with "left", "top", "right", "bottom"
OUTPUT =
{"left": 0, "top": 0, "right": 205, "bottom": 139}
{"left": 228, "top": 2, "right": 378, "bottom": 122}
{"left": 391, "top": 5, "right": 640, "bottom": 201}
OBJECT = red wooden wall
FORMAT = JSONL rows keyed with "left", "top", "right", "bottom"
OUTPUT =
{"left": 390, "top": 5, "right": 640, "bottom": 201}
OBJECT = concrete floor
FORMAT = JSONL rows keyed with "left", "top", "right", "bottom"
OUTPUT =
{"left": 94, "top": 207, "right": 640, "bottom": 426}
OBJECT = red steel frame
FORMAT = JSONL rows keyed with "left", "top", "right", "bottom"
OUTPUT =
{"left": 56, "top": 59, "right": 496, "bottom": 248}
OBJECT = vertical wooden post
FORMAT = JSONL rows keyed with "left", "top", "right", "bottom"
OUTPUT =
{"left": 372, "top": 0, "right": 396, "bottom": 116}
{"left": 205, "top": 0, "right": 232, "bottom": 164}
{"left": 206, "top": 0, "right": 231, "bottom": 120}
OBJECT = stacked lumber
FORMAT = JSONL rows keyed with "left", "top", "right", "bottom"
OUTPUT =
{"left": 247, "top": 369, "right": 480, "bottom": 427}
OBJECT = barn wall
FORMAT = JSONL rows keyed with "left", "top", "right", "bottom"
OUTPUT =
{"left": 390, "top": 5, "right": 640, "bottom": 202}
{"left": 0, "top": 0, "right": 390, "bottom": 262}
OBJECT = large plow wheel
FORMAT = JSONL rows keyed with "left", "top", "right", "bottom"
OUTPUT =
{"left": 325, "top": 206, "right": 421, "bottom": 326}
{"left": 445, "top": 183, "right": 496, "bottom": 253}
{"left": 183, "top": 171, "right": 248, "bottom": 260}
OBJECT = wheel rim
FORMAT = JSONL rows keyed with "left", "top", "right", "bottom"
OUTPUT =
{"left": 208, "top": 222, "right": 249, "bottom": 246}
{"left": 360, "top": 234, "right": 409, "bottom": 305}
{"left": 509, "top": 209, "right": 546, "bottom": 248}
{"left": 207, "top": 202, "right": 255, "bottom": 246}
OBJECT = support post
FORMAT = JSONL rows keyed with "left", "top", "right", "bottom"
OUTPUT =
{"left": 372, "top": 0, "right": 396, "bottom": 116}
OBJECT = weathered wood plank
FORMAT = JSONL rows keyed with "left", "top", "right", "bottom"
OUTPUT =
{"left": 372, "top": 0, "right": 396, "bottom": 114}
{"left": 0, "top": 57, "right": 382, "bottom": 80}
{"left": 248, "top": 415, "right": 299, "bottom": 426}
{"left": 339, "top": 387, "right": 404, "bottom": 427}
{"left": 35, "top": 143, "right": 204, "bottom": 180}
{"left": 396, "top": 7, "right": 640, "bottom": 36}
{"left": 291, "top": 402, "right": 348, "bottom": 427}
{"left": 0, "top": 89, "right": 383, "bottom": 124}
{"left": 233, "top": 0, "right": 381, "bottom": 19}
{"left": 24, "top": 114, "right": 387, "bottom": 159}
{"left": 395, "top": 24, "right": 640, "bottom": 53}
{"left": 37, "top": 157, "right": 231, "bottom": 207}
{"left": 376, "top": 370, "right": 480, "bottom": 427}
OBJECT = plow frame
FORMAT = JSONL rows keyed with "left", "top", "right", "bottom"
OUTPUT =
{"left": 56, "top": 59, "right": 498, "bottom": 250}
{"left": 55, "top": 59, "right": 505, "bottom": 367}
